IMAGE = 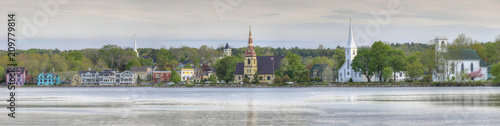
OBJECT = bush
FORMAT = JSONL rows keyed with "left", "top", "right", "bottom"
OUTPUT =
{"left": 283, "top": 75, "right": 291, "bottom": 82}
{"left": 243, "top": 78, "right": 250, "bottom": 84}
{"left": 388, "top": 79, "right": 394, "bottom": 83}
{"left": 349, "top": 78, "right": 353, "bottom": 82}
{"left": 423, "top": 74, "right": 432, "bottom": 82}
{"left": 274, "top": 76, "right": 283, "bottom": 84}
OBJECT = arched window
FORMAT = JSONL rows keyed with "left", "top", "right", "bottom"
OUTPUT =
{"left": 451, "top": 63, "right": 455, "bottom": 74}
{"left": 347, "top": 60, "right": 349, "bottom": 69}
{"left": 353, "top": 50, "right": 355, "bottom": 55}
{"left": 461, "top": 63, "right": 464, "bottom": 72}
{"left": 470, "top": 63, "right": 473, "bottom": 72}
{"left": 247, "top": 59, "right": 250, "bottom": 65}
{"left": 267, "top": 76, "right": 270, "bottom": 80}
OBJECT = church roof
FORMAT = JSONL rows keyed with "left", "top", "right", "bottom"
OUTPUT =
{"left": 346, "top": 19, "right": 357, "bottom": 49}
{"left": 225, "top": 43, "right": 230, "bottom": 49}
{"left": 446, "top": 49, "right": 481, "bottom": 60}
{"left": 234, "top": 56, "right": 285, "bottom": 75}
{"left": 480, "top": 60, "right": 488, "bottom": 67}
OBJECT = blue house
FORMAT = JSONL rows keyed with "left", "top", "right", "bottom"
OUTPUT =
{"left": 37, "top": 73, "right": 60, "bottom": 86}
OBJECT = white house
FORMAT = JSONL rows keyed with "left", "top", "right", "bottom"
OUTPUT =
{"left": 180, "top": 68, "right": 195, "bottom": 82}
{"left": 433, "top": 36, "right": 488, "bottom": 82}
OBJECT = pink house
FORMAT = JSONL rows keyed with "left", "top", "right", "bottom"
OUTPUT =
{"left": 6, "top": 67, "right": 27, "bottom": 86}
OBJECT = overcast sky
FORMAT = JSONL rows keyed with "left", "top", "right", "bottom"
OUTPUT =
{"left": 1, "top": 0, "right": 499, "bottom": 50}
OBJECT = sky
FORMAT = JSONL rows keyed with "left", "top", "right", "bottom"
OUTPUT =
{"left": 1, "top": 0, "right": 499, "bottom": 50}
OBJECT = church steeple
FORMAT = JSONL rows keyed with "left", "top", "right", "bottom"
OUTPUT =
{"left": 245, "top": 26, "right": 256, "bottom": 56}
{"left": 134, "top": 34, "right": 138, "bottom": 57}
{"left": 346, "top": 18, "right": 357, "bottom": 49}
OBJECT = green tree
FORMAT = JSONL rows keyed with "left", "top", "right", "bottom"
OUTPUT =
{"left": 274, "top": 76, "right": 283, "bottom": 84}
{"left": 333, "top": 49, "right": 345, "bottom": 70}
{"left": 491, "top": 63, "right": 500, "bottom": 83}
{"left": 208, "top": 74, "right": 217, "bottom": 83}
{"left": 387, "top": 49, "right": 406, "bottom": 81}
{"left": 351, "top": 49, "right": 375, "bottom": 82}
{"left": 0, "top": 66, "right": 4, "bottom": 82}
{"left": 243, "top": 77, "right": 250, "bottom": 84}
{"left": 214, "top": 56, "right": 238, "bottom": 83}
{"left": 184, "top": 63, "right": 192, "bottom": 68}
{"left": 369, "top": 41, "right": 392, "bottom": 82}
{"left": 252, "top": 72, "right": 260, "bottom": 84}
{"left": 312, "top": 56, "right": 334, "bottom": 68}
{"left": 171, "top": 70, "right": 181, "bottom": 84}
{"left": 406, "top": 59, "right": 424, "bottom": 81}
{"left": 126, "top": 59, "right": 142, "bottom": 70}
{"left": 279, "top": 53, "right": 306, "bottom": 79}
{"left": 382, "top": 67, "right": 393, "bottom": 81}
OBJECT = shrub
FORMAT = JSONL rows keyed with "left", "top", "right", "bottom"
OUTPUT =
{"left": 423, "top": 74, "right": 432, "bottom": 82}
{"left": 388, "top": 79, "right": 394, "bottom": 83}
{"left": 283, "top": 75, "right": 291, "bottom": 82}
{"left": 349, "top": 78, "right": 353, "bottom": 82}
{"left": 274, "top": 76, "right": 283, "bottom": 84}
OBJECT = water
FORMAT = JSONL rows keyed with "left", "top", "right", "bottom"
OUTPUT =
{"left": 1, "top": 87, "right": 500, "bottom": 125}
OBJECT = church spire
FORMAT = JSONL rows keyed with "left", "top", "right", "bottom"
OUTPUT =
{"left": 346, "top": 18, "right": 357, "bottom": 49}
{"left": 134, "top": 34, "right": 138, "bottom": 57}
{"left": 245, "top": 26, "right": 256, "bottom": 56}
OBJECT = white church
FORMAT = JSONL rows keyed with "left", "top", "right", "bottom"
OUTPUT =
{"left": 337, "top": 19, "right": 408, "bottom": 82}
{"left": 432, "top": 36, "right": 488, "bottom": 82}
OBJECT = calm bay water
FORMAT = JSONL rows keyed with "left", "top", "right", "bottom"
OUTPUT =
{"left": 1, "top": 87, "right": 500, "bottom": 125}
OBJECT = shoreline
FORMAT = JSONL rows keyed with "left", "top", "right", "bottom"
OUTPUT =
{"left": 1, "top": 82, "right": 497, "bottom": 88}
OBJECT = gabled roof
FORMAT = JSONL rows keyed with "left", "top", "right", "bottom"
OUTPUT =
{"left": 130, "top": 66, "right": 148, "bottom": 72}
{"left": 257, "top": 56, "right": 285, "bottom": 74}
{"left": 446, "top": 49, "right": 481, "bottom": 60}
{"left": 6, "top": 67, "right": 26, "bottom": 73}
{"left": 78, "top": 71, "right": 97, "bottom": 74}
{"left": 234, "top": 63, "right": 244, "bottom": 75}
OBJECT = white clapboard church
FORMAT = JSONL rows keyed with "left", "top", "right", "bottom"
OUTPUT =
{"left": 337, "top": 19, "right": 373, "bottom": 82}
{"left": 433, "top": 36, "right": 488, "bottom": 82}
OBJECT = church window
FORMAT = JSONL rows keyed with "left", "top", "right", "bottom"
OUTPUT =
{"left": 340, "top": 73, "right": 342, "bottom": 78}
{"left": 353, "top": 50, "right": 355, "bottom": 55}
{"left": 267, "top": 76, "right": 270, "bottom": 80}
{"left": 471, "top": 63, "right": 473, "bottom": 72}
{"left": 347, "top": 60, "right": 349, "bottom": 69}
{"left": 359, "top": 73, "right": 361, "bottom": 77}
{"left": 247, "top": 59, "right": 250, "bottom": 65}
{"left": 461, "top": 63, "right": 464, "bottom": 72}
{"left": 451, "top": 63, "right": 455, "bottom": 74}
{"left": 254, "top": 60, "right": 256, "bottom": 64}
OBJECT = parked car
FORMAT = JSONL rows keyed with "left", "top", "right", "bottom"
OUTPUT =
{"left": 166, "top": 82, "right": 175, "bottom": 85}
{"left": 286, "top": 82, "right": 294, "bottom": 85}
{"left": 178, "top": 82, "right": 185, "bottom": 84}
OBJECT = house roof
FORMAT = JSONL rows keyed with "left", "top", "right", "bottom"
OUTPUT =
{"left": 101, "top": 70, "right": 118, "bottom": 74}
{"left": 130, "top": 66, "right": 148, "bottom": 72}
{"left": 38, "top": 72, "right": 58, "bottom": 78}
{"left": 310, "top": 64, "right": 330, "bottom": 75}
{"left": 78, "top": 71, "right": 97, "bottom": 74}
{"left": 446, "top": 49, "right": 481, "bottom": 60}
{"left": 6, "top": 67, "right": 26, "bottom": 73}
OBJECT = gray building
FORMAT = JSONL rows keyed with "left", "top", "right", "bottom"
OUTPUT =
{"left": 78, "top": 70, "right": 136, "bottom": 86}
{"left": 310, "top": 64, "right": 335, "bottom": 82}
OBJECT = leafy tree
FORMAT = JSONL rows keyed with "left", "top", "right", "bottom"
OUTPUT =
{"left": 274, "top": 76, "right": 283, "bottom": 84}
{"left": 139, "top": 57, "right": 155, "bottom": 67}
{"left": 252, "top": 72, "right": 260, "bottom": 84}
{"left": 283, "top": 75, "right": 291, "bottom": 82}
{"left": 467, "top": 70, "right": 484, "bottom": 81}
{"left": 351, "top": 49, "right": 374, "bottom": 82}
{"left": 387, "top": 49, "right": 406, "bottom": 81}
{"left": 0, "top": 66, "right": 4, "bottom": 82}
{"left": 125, "top": 59, "right": 142, "bottom": 70}
{"left": 208, "top": 74, "right": 217, "bottom": 83}
{"left": 369, "top": 41, "right": 392, "bottom": 82}
{"left": 278, "top": 53, "right": 306, "bottom": 79}
{"left": 491, "top": 63, "right": 500, "bottom": 83}
{"left": 333, "top": 49, "right": 345, "bottom": 70}
{"left": 184, "top": 63, "right": 192, "bottom": 68}
{"left": 170, "top": 70, "right": 181, "bottom": 84}
{"left": 243, "top": 77, "right": 250, "bottom": 84}
{"left": 406, "top": 59, "right": 424, "bottom": 81}
{"left": 312, "top": 56, "right": 334, "bottom": 68}
{"left": 214, "top": 56, "right": 238, "bottom": 83}
{"left": 382, "top": 67, "right": 393, "bottom": 81}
